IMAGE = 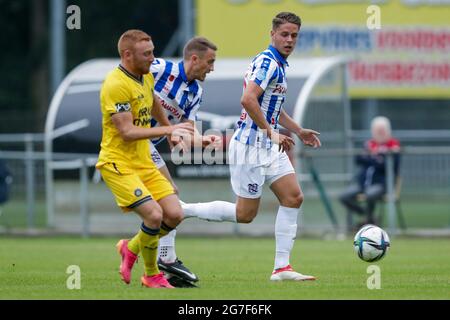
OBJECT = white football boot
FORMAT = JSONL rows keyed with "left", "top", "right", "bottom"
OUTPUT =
{"left": 270, "top": 265, "right": 316, "bottom": 281}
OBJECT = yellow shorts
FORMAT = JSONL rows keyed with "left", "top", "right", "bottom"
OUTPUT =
{"left": 98, "top": 162, "right": 174, "bottom": 212}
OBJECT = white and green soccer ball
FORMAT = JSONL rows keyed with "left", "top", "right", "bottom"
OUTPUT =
{"left": 354, "top": 225, "right": 390, "bottom": 262}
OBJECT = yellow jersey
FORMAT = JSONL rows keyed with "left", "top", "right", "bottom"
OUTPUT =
{"left": 96, "top": 65, "right": 157, "bottom": 170}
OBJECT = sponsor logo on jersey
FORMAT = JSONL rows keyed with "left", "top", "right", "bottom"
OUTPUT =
{"left": 160, "top": 99, "right": 183, "bottom": 120}
{"left": 133, "top": 107, "right": 152, "bottom": 126}
{"left": 115, "top": 102, "right": 131, "bottom": 113}
{"left": 133, "top": 117, "right": 152, "bottom": 126}
{"left": 273, "top": 84, "right": 287, "bottom": 94}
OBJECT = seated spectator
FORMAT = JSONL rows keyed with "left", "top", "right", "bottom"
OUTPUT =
{"left": 339, "top": 116, "right": 401, "bottom": 226}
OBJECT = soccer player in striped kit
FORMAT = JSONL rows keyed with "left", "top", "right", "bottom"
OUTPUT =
{"left": 182, "top": 12, "right": 321, "bottom": 281}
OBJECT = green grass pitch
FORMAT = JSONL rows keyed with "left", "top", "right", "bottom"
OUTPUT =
{"left": 0, "top": 237, "right": 449, "bottom": 300}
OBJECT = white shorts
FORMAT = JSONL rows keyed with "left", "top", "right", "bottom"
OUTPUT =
{"left": 228, "top": 136, "right": 295, "bottom": 199}
{"left": 149, "top": 141, "right": 166, "bottom": 169}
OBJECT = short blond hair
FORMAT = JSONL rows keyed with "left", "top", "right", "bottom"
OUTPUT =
{"left": 117, "top": 29, "right": 151, "bottom": 58}
{"left": 183, "top": 36, "right": 217, "bottom": 60}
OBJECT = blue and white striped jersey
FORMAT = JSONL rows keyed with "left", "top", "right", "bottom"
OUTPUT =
{"left": 234, "top": 45, "right": 288, "bottom": 149}
{"left": 150, "top": 58, "right": 203, "bottom": 146}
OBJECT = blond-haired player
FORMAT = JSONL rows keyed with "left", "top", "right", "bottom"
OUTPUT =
{"left": 96, "top": 29, "right": 193, "bottom": 288}
{"left": 114, "top": 36, "right": 220, "bottom": 287}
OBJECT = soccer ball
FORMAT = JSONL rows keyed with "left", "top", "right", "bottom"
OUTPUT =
{"left": 353, "top": 225, "right": 390, "bottom": 262}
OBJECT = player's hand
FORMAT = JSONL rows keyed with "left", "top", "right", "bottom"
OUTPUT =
{"left": 298, "top": 128, "right": 321, "bottom": 148}
{"left": 202, "top": 135, "right": 222, "bottom": 150}
{"left": 168, "top": 123, "right": 194, "bottom": 153}
{"left": 167, "top": 136, "right": 175, "bottom": 151}
{"left": 270, "top": 131, "right": 295, "bottom": 153}
{"left": 168, "top": 122, "right": 195, "bottom": 136}
{"left": 170, "top": 134, "right": 190, "bottom": 153}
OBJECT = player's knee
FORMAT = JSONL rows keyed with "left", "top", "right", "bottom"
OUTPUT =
{"left": 236, "top": 208, "right": 257, "bottom": 224}
{"left": 144, "top": 206, "right": 163, "bottom": 225}
{"left": 294, "top": 192, "right": 304, "bottom": 208}
{"left": 282, "top": 192, "right": 303, "bottom": 208}
{"left": 237, "top": 215, "right": 254, "bottom": 224}
{"left": 164, "top": 209, "right": 184, "bottom": 226}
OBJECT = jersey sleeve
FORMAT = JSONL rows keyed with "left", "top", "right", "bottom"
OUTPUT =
{"left": 248, "top": 56, "right": 279, "bottom": 91}
{"left": 101, "top": 79, "right": 132, "bottom": 115}
{"left": 150, "top": 58, "right": 166, "bottom": 80}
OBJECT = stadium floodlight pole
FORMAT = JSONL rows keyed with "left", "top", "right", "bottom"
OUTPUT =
{"left": 162, "top": 29, "right": 181, "bottom": 57}
{"left": 179, "top": 0, "right": 194, "bottom": 55}
{"left": 50, "top": 0, "right": 66, "bottom": 95}
{"left": 163, "top": 0, "right": 193, "bottom": 57}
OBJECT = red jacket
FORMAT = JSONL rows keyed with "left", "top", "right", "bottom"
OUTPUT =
{"left": 355, "top": 138, "right": 401, "bottom": 189}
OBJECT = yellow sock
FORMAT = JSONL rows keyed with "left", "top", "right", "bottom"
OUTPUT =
{"left": 127, "top": 233, "right": 140, "bottom": 255}
{"left": 129, "top": 223, "right": 175, "bottom": 256}
{"left": 139, "top": 224, "right": 160, "bottom": 276}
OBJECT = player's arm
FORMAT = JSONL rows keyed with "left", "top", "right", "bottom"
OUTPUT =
{"left": 278, "top": 110, "right": 321, "bottom": 148}
{"left": 104, "top": 81, "right": 193, "bottom": 143}
{"left": 111, "top": 112, "right": 193, "bottom": 142}
{"left": 241, "top": 81, "right": 294, "bottom": 152}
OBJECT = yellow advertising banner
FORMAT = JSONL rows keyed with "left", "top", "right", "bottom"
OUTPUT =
{"left": 197, "top": 0, "right": 450, "bottom": 98}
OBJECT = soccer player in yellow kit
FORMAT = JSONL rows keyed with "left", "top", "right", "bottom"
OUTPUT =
{"left": 96, "top": 29, "right": 193, "bottom": 288}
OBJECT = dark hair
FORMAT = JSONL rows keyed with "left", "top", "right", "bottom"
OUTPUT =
{"left": 272, "top": 12, "right": 301, "bottom": 30}
{"left": 183, "top": 36, "right": 218, "bottom": 60}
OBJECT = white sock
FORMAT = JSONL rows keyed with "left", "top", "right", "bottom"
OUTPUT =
{"left": 158, "top": 229, "right": 177, "bottom": 263}
{"left": 181, "top": 201, "right": 237, "bottom": 222}
{"left": 274, "top": 206, "right": 299, "bottom": 270}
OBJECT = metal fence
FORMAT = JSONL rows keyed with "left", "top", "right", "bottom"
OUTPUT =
{"left": 1, "top": 133, "right": 449, "bottom": 237}
{"left": 296, "top": 147, "right": 450, "bottom": 235}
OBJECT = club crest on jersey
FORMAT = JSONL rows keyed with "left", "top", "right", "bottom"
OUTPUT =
{"left": 256, "top": 69, "right": 267, "bottom": 81}
{"left": 248, "top": 183, "right": 259, "bottom": 195}
{"left": 151, "top": 151, "right": 162, "bottom": 163}
{"left": 115, "top": 102, "right": 131, "bottom": 113}
{"left": 134, "top": 189, "right": 143, "bottom": 197}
